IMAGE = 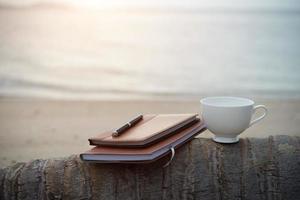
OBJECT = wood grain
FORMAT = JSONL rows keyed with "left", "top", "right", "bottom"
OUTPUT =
{"left": 1, "top": 136, "right": 299, "bottom": 200}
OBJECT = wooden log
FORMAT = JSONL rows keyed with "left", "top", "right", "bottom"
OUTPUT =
{"left": 1, "top": 135, "right": 300, "bottom": 200}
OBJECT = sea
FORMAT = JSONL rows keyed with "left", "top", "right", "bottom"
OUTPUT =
{"left": 0, "top": 3, "right": 300, "bottom": 100}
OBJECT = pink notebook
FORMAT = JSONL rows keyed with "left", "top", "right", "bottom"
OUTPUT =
{"left": 88, "top": 114, "right": 198, "bottom": 147}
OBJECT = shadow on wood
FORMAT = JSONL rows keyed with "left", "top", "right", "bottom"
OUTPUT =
{"left": 1, "top": 135, "right": 300, "bottom": 200}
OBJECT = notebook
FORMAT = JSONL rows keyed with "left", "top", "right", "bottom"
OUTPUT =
{"left": 89, "top": 114, "right": 198, "bottom": 147}
{"left": 80, "top": 119, "right": 206, "bottom": 163}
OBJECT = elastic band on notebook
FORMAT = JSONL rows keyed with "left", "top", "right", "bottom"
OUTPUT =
{"left": 163, "top": 147, "right": 175, "bottom": 168}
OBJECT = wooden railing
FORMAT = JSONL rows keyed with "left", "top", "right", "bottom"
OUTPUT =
{"left": 1, "top": 135, "right": 299, "bottom": 200}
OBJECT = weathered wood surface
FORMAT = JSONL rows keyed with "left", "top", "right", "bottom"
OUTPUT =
{"left": 1, "top": 135, "right": 300, "bottom": 200}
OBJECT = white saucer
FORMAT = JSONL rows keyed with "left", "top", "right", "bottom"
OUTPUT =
{"left": 212, "top": 136, "right": 239, "bottom": 144}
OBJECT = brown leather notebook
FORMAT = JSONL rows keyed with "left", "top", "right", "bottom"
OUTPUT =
{"left": 80, "top": 119, "right": 206, "bottom": 163}
{"left": 89, "top": 114, "right": 198, "bottom": 147}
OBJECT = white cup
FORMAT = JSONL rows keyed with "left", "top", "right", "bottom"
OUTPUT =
{"left": 200, "top": 96, "right": 267, "bottom": 143}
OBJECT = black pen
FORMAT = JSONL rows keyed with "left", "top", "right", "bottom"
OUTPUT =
{"left": 112, "top": 115, "right": 143, "bottom": 137}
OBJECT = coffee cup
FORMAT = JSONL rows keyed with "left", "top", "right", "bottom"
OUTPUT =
{"left": 200, "top": 96, "right": 267, "bottom": 143}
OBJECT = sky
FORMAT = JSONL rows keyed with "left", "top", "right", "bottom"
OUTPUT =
{"left": 0, "top": 0, "right": 299, "bottom": 10}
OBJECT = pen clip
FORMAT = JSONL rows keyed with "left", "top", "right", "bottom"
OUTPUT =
{"left": 112, "top": 115, "right": 143, "bottom": 137}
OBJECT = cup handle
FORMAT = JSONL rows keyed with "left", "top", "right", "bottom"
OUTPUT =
{"left": 249, "top": 105, "right": 268, "bottom": 127}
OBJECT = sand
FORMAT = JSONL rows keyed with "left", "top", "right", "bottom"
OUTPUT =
{"left": 0, "top": 98, "right": 299, "bottom": 167}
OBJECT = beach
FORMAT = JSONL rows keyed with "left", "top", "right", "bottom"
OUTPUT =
{"left": 0, "top": 98, "right": 299, "bottom": 167}
{"left": 0, "top": 3, "right": 300, "bottom": 168}
{"left": 1, "top": 1, "right": 300, "bottom": 199}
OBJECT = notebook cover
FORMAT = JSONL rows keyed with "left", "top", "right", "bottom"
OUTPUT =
{"left": 89, "top": 114, "right": 198, "bottom": 147}
{"left": 80, "top": 119, "right": 206, "bottom": 163}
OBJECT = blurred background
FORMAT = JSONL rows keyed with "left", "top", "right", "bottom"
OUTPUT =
{"left": 0, "top": 0, "right": 300, "bottom": 167}
{"left": 1, "top": 0, "right": 300, "bottom": 99}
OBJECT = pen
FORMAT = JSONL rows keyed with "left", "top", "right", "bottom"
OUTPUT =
{"left": 112, "top": 115, "right": 143, "bottom": 137}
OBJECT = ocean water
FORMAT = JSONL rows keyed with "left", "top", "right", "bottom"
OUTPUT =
{"left": 0, "top": 6, "right": 300, "bottom": 99}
